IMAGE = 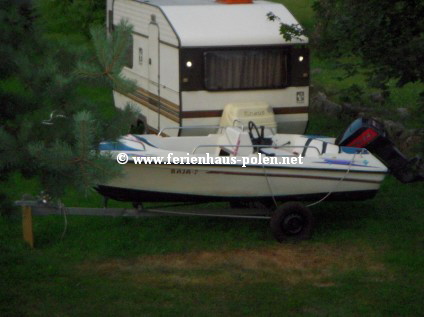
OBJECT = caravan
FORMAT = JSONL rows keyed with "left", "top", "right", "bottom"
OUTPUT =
{"left": 107, "top": 0, "right": 310, "bottom": 135}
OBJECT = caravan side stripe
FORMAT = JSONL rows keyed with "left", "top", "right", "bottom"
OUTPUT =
{"left": 118, "top": 87, "right": 180, "bottom": 122}
{"left": 118, "top": 87, "right": 309, "bottom": 121}
{"left": 181, "top": 106, "right": 309, "bottom": 119}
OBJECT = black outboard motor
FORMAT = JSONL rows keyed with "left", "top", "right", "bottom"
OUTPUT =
{"left": 336, "top": 118, "right": 424, "bottom": 183}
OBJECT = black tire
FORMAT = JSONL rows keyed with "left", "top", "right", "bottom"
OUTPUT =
{"left": 270, "top": 202, "right": 313, "bottom": 242}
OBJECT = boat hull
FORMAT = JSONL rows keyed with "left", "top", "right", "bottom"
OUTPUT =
{"left": 96, "top": 184, "right": 378, "bottom": 203}
{"left": 96, "top": 162, "right": 385, "bottom": 203}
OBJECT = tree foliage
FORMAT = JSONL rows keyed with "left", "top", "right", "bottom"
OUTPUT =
{"left": 28, "top": 112, "right": 121, "bottom": 197}
{"left": 34, "top": 0, "right": 105, "bottom": 45}
{"left": 0, "top": 0, "right": 137, "bottom": 208}
{"left": 313, "top": 0, "right": 424, "bottom": 88}
{"left": 76, "top": 21, "right": 137, "bottom": 94}
{"left": 267, "top": 12, "right": 306, "bottom": 42}
{"left": 0, "top": 0, "right": 32, "bottom": 77}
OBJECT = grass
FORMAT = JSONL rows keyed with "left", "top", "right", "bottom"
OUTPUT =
{"left": 1, "top": 173, "right": 423, "bottom": 316}
{"left": 311, "top": 57, "right": 424, "bottom": 128}
{"left": 1, "top": 113, "right": 424, "bottom": 316}
{"left": 273, "top": 0, "right": 315, "bottom": 33}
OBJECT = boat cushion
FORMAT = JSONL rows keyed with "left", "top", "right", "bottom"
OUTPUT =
{"left": 221, "top": 127, "right": 253, "bottom": 156}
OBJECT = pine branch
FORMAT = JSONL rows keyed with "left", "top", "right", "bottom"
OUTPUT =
{"left": 28, "top": 110, "right": 122, "bottom": 197}
{"left": 75, "top": 20, "right": 135, "bottom": 93}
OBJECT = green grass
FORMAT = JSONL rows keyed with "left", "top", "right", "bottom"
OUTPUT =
{"left": 1, "top": 113, "right": 423, "bottom": 316}
{"left": 311, "top": 57, "right": 424, "bottom": 127}
{"left": 1, "top": 168, "right": 423, "bottom": 316}
{"left": 273, "top": 0, "right": 315, "bottom": 33}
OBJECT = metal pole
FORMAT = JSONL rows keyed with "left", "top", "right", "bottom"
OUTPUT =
{"left": 22, "top": 205, "right": 34, "bottom": 248}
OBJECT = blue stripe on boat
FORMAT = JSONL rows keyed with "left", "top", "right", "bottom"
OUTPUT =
{"left": 99, "top": 142, "right": 139, "bottom": 151}
{"left": 304, "top": 134, "right": 328, "bottom": 139}
{"left": 341, "top": 146, "right": 369, "bottom": 154}
{"left": 133, "top": 136, "right": 158, "bottom": 148}
{"left": 315, "top": 158, "right": 375, "bottom": 167}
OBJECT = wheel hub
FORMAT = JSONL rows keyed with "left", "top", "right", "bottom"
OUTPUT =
{"left": 282, "top": 213, "right": 304, "bottom": 235}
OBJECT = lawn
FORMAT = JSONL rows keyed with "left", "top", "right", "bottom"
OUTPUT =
{"left": 1, "top": 1, "right": 424, "bottom": 316}
{"left": 1, "top": 113, "right": 423, "bottom": 316}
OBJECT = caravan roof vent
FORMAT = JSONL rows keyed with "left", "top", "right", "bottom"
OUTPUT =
{"left": 216, "top": 0, "right": 253, "bottom": 4}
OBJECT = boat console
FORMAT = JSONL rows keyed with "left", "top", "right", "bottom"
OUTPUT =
{"left": 248, "top": 121, "right": 273, "bottom": 148}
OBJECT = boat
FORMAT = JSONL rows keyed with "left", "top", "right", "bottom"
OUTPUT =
{"left": 96, "top": 118, "right": 424, "bottom": 241}
{"left": 97, "top": 121, "right": 389, "bottom": 204}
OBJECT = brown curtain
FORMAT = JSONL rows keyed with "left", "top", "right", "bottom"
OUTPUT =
{"left": 204, "top": 49, "right": 286, "bottom": 90}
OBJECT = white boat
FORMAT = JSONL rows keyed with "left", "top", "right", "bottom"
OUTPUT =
{"left": 96, "top": 119, "right": 424, "bottom": 242}
{"left": 97, "top": 121, "right": 388, "bottom": 205}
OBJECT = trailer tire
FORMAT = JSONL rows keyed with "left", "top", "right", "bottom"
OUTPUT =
{"left": 270, "top": 202, "right": 313, "bottom": 242}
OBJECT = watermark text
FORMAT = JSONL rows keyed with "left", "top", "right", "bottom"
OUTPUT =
{"left": 116, "top": 152, "right": 303, "bottom": 167}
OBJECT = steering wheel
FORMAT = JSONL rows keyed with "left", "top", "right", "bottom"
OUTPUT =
{"left": 248, "top": 121, "right": 261, "bottom": 140}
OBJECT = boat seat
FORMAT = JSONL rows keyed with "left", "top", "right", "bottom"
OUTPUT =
{"left": 220, "top": 127, "right": 253, "bottom": 156}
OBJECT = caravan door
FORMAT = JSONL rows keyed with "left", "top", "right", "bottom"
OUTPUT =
{"left": 148, "top": 16, "right": 160, "bottom": 131}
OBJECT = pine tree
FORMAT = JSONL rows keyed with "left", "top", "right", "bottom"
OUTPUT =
{"left": 0, "top": 1, "right": 137, "bottom": 211}
{"left": 28, "top": 111, "right": 122, "bottom": 197}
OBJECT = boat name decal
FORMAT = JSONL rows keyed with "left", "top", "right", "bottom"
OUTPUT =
{"left": 170, "top": 169, "right": 198, "bottom": 175}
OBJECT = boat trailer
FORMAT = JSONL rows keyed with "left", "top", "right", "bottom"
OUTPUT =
{"left": 15, "top": 198, "right": 315, "bottom": 248}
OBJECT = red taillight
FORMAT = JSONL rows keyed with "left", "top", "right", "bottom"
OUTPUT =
{"left": 346, "top": 128, "right": 379, "bottom": 148}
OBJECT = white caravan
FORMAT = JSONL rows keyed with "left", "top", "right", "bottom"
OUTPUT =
{"left": 106, "top": 0, "right": 310, "bottom": 135}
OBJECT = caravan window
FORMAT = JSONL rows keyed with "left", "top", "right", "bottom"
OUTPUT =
{"left": 204, "top": 49, "right": 287, "bottom": 90}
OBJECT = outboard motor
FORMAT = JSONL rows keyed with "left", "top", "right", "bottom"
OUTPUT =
{"left": 336, "top": 118, "right": 424, "bottom": 183}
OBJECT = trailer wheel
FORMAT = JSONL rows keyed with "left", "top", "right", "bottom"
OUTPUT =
{"left": 270, "top": 202, "right": 313, "bottom": 242}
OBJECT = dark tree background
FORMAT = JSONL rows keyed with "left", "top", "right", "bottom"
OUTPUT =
{"left": 0, "top": 0, "right": 136, "bottom": 211}
{"left": 313, "top": 0, "right": 424, "bottom": 89}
